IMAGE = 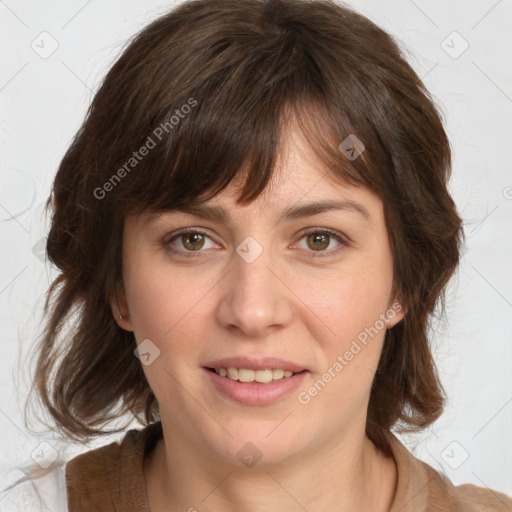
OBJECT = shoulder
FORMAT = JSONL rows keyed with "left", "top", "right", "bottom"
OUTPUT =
{"left": 448, "top": 481, "right": 512, "bottom": 511}
{"left": 65, "top": 422, "right": 162, "bottom": 512}
{"left": 0, "top": 463, "right": 68, "bottom": 512}
{"left": 416, "top": 455, "right": 512, "bottom": 511}
{"left": 65, "top": 421, "right": 162, "bottom": 477}
{"left": 387, "top": 433, "right": 512, "bottom": 512}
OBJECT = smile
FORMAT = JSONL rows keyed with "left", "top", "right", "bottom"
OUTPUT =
{"left": 209, "top": 367, "right": 298, "bottom": 383}
{"left": 204, "top": 367, "right": 309, "bottom": 405}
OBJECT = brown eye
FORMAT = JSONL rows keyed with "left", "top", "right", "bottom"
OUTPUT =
{"left": 166, "top": 229, "right": 217, "bottom": 256}
{"left": 181, "top": 232, "right": 206, "bottom": 251}
{"left": 306, "top": 232, "right": 331, "bottom": 251}
{"left": 295, "top": 228, "right": 348, "bottom": 259}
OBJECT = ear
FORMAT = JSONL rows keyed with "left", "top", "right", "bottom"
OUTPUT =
{"left": 384, "top": 296, "right": 407, "bottom": 329}
{"left": 110, "top": 282, "right": 134, "bottom": 332}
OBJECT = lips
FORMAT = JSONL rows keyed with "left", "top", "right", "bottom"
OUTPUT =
{"left": 203, "top": 356, "right": 307, "bottom": 373}
{"left": 204, "top": 367, "right": 309, "bottom": 405}
{"left": 203, "top": 356, "right": 309, "bottom": 405}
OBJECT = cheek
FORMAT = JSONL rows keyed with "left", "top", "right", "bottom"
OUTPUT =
{"left": 299, "top": 274, "right": 391, "bottom": 415}
{"left": 308, "top": 259, "right": 394, "bottom": 342}
{"left": 124, "top": 269, "right": 173, "bottom": 340}
{"left": 122, "top": 262, "right": 207, "bottom": 400}
{"left": 314, "top": 283, "right": 387, "bottom": 381}
{"left": 301, "top": 249, "right": 394, "bottom": 404}
{"left": 123, "top": 255, "right": 215, "bottom": 358}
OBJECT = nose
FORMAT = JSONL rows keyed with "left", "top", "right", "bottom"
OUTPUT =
{"left": 215, "top": 239, "right": 293, "bottom": 339}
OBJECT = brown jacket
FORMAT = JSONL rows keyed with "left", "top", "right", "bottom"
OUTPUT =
{"left": 65, "top": 422, "right": 512, "bottom": 511}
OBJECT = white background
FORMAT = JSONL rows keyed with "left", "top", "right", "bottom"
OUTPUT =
{"left": 1, "top": 0, "right": 511, "bottom": 504}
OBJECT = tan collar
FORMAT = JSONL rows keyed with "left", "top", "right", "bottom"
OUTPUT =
{"left": 66, "top": 421, "right": 162, "bottom": 511}
{"left": 66, "top": 422, "right": 511, "bottom": 512}
{"left": 387, "top": 432, "right": 456, "bottom": 511}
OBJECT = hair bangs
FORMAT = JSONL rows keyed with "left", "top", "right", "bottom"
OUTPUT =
{"left": 102, "top": 16, "right": 378, "bottom": 218}
{"left": 111, "top": 98, "right": 374, "bottom": 222}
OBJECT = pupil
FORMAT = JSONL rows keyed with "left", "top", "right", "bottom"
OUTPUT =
{"left": 309, "top": 233, "right": 329, "bottom": 251}
{"left": 185, "top": 233, "right": 204, "bottom": 250}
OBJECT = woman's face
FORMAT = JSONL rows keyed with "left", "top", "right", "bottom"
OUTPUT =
{"left": 116, "top": 123, "right": 404, "bottom": 467}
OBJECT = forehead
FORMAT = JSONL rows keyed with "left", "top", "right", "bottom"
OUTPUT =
{"left": 209, "top": 120, "right": 360, "bottom": 204}
{"left": 128, "top": 117, "right": 382, "bottom": 228}
{"left": 134, "top": 173, "right": 379, "bottom": 234}
{"left": 199, "top": 124, "right": 377, "bottom": 214}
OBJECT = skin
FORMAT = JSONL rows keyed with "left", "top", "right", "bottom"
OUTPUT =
{"left": 113, "top": 120, "right": 405, "bottom": 512}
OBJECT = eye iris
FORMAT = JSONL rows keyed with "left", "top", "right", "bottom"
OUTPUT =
{"left": 182, "top": 233, "right": 205, "bottom": 250}
{"left": 307, "top": 233, "right": 329, "bottom": 251}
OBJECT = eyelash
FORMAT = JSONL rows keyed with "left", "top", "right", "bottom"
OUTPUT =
{"left": 164, "top": 228, "right": 349, "bottom": 260}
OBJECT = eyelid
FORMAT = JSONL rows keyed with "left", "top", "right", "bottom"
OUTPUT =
{"left": 163, "top": 226, "right": 216, "bottom": 242}
{"left": 295, "top": 226, "right": 350, "bottom": 244}
{"left": 164, "top": 227, "right": 220, "bottom": 250}
{"left": 291, "top": 227, "right": 349, "bottom": 258}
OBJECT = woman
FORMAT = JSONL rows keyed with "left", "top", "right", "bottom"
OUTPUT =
{"left": 9, "top": 0, "right": 512, "bottom": 510}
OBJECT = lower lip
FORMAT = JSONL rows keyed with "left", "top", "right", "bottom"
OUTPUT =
{"left": 204, "top": 368, "right": 309, "bottom": 405}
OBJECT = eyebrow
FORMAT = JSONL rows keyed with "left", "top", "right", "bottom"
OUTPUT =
{"left": 157, "top": 199, "right": 371, "bottom": 224}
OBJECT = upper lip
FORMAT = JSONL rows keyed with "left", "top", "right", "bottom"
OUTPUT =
{"left": 204, "top": 357, "right": 307, "bottom": 373}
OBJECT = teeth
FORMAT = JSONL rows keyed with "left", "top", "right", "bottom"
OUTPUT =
{"left": 238, "top": 368, "right": 255, "bottom": 382}
{"left": 273, "top": 369, "right": 284, "bottom": 379}
{"left": 227, "top": 367, "right": 238, "bottom": 380}
{"left": 214, "top": 367, "right": 298, "bottom": 383}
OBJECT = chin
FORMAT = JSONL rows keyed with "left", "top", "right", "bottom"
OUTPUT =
{"left": 205, "top": 421, "right": 308, "bottom": 468}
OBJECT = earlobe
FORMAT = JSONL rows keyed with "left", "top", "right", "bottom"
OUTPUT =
{"left": 111, "top": 288, "right": 134, "bottom": 332}
{"left": 385, "top": 299, "right": 407, "bottom": 329}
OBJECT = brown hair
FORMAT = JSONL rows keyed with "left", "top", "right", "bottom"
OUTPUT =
{"left": 29, "top": 0, "right": 463, "bottom": 455}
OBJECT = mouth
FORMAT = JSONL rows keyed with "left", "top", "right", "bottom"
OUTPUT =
{"left": 203, "top": 356, "right": 309, "bottom": 405}
{"left": 205, "top": 367, "right": 306, "bottom": 384}
{"left": 203, "top": 362, "right": 309, "bottom": 405}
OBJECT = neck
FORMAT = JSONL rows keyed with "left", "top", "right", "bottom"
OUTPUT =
{"left": 145, "top": 421, "right": 397, "bottom": 512}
